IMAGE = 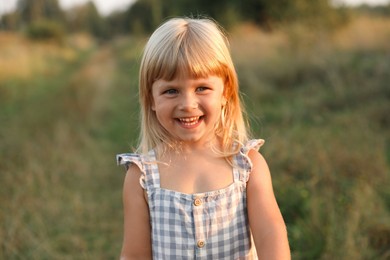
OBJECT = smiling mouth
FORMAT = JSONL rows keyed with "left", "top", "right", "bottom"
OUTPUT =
{"left": 177, "top": 116, "right": 203, "bottom": 126}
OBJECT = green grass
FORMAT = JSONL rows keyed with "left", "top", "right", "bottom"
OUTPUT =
{"left": 234, "top": 24, "right": 390, "bottom": 259}
{"left": 1, "top": 16, "right": 389, "bottom": 259}
{"left": 0, "top": 39, "right": 126, "bottom": 259}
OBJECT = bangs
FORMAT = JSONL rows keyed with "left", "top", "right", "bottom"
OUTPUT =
{"left": 150, "top": 26, "right": 229, "bottom": 82}
{"left": 177, "top": 41, "right": 228, "bottom": 79}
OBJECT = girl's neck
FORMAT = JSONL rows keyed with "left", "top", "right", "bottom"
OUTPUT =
{"left": 162, "top": 137, "right": 222, "bottom": 155}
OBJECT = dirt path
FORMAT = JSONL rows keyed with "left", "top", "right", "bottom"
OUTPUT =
{"left": 63, "top": 45, "right": 117, "bottom": 121}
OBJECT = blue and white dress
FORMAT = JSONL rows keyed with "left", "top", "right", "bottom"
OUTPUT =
{"left": 117, "top": 139, "right": 264, "bottom": 259}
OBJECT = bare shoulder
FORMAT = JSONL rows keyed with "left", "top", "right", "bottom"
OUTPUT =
{"left": 123, "top": 163, "right": 143, "bottom": 191}
{"left": 121, "top": 163, "right": 152, "bottom": 258}
{"left": 248, "top": 149, "right": 269, "bottom": 170}
{"left": 247, "top": 149, "right": 272, "bottom": 187}
{"left": 246, "top": 149, "right": 277, "bottom": 212}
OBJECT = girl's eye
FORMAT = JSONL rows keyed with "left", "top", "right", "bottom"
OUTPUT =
{"left": 196, "top": 86, "right": 209, "bottom": 92}
{"left": 163, "top": 89, "right": 178, "bottom": 95}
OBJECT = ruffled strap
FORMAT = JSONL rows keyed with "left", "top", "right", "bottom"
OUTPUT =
{"left": 117, "top": 153, "right": 143, "bottom": 171}
{"left": 235, "top": 139, "right": 265, "bottom": 183}
{"left": 116, "top": 153, "right": 147, "bottom": 189}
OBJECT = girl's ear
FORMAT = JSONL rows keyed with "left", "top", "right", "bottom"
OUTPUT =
{"left": 221, "top": 95, "right": 227, "bottom": 107}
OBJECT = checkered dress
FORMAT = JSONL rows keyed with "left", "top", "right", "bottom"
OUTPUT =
{"left": 117, "top": 139, "right": 264, "bottom": 259}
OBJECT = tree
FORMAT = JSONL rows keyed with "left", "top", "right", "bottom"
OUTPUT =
{"left": 240, "top": 0, "right": 345, "bottom": 29}
{"left": 0, "top": 12, "right": 20, "bottom": 30}
{"left": 17, "top": 0, "right": 63, "bottom": 25}
{"left": 123, "top": 0, "right": 345, "bottom": 30}
{"left": 64, "top": 1, "right": 108, "bottom": 39}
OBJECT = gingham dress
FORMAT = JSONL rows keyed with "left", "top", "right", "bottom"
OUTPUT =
{"left": 117, "top": 139, "right": 264, "bottom": 259}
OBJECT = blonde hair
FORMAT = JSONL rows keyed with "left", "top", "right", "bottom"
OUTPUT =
{"left": 138, "top": 17, "right": 250, "bottom": 155}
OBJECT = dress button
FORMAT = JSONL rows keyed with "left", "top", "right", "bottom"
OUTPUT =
{"left": 197, "top": 240, "right": 205, "bottom": 248}
{"left": 193, "top": 197, "right": 202, "bottom": 206}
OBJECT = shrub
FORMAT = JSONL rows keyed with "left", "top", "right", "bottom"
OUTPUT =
{"left": 25, "top": 19, "right": 65, "bottom": 43}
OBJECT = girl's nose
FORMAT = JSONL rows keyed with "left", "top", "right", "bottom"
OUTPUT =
{"left": 179, "top": 94, "right": 198, "bottom": 110}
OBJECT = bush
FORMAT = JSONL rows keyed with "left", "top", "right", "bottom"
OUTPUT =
{"left": 25, "top": 20, "right": 65, "bottom": 43}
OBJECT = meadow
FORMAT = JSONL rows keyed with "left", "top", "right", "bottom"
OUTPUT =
{"left": 0, "top": 15, "right": 389, "bottom": 259}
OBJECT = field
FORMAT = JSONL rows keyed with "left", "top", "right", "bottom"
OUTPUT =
{"left": 1, "top": 15, "right": 389, "bottom": 259}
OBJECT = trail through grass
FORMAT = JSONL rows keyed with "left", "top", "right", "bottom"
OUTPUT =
{"left": 0, "top": 39, "right": 134, "bottom": 258}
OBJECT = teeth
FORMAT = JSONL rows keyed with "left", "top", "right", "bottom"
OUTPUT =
{"left": 178, "top": 116, "right": 200, "bottom": 125}
{"left": 180, "top": 116, "right": 199, "bottom": 122}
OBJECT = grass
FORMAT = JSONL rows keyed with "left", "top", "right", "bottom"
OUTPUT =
{"left": 0, "top": 15, "right": 389, "bottom": 259}
{"left": 231, "top": 15, "right": 390, "bottom": 259}
{"left": 0, "top": 34, "right": 127, "bottom": 259}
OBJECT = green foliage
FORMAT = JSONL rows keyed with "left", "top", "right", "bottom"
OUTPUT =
{"left": 123, "top": 0, "right": 346, "bottom": 31}
{"left": 233, "top": 23, "right": 390, "bottom": 258}
{"left": 82, "top": 2, "right": 108, "bottom": 39}
{"left": 17, "top": 0, "right": 64, "bottom": 24}
{"left": 2, "top": 0, "right": 352, "bottom": 38}
{"left": 64, "top": 2, "right": 108, "bottom": 39}
{"left": 0, "top": 12, "right": 20, "bottom": 30}
{"left": 122, "top": 0, "right": 156, "bottom": 34}
{"left": 25, "top": 19, "right": 65, "bottom": 42}
{"left": 353, "top": 3, "right": 390, "bottom": 17}
{"left": 0, "top": 39, "right": 124, "bottom": 258}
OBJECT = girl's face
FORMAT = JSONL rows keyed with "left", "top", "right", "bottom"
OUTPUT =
{"left": 151, "top": 74, "right": 226, "bottom": 147}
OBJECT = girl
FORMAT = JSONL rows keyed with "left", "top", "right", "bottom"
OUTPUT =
{"left": 117, "top": 17, "right": 290, "bottom": 259}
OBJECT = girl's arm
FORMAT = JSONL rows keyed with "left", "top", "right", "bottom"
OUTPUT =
{"left": 247, "top": 150, "right": 291, "bottom": 260}
{"left": 120, "top": 164, "right": 152, "bottom": 259}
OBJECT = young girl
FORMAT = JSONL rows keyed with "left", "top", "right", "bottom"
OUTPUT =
{"left": 117, "top": 17, "right": 290, "bottom": 259}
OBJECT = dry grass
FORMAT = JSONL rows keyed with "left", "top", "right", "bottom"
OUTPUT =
{"left": 0, "top": 32, "right": 94, "bottom": 82}
{"left": 332, "top": 15, "right": 390, "bottom": 51}
{"left": 229, "top": 15, "right": 390, "bottom": 259}
{"left": 0, "top": 37, "right": 124, "bottom": 258}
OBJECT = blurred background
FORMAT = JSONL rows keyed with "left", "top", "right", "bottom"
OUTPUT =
{"left": 0, "top": 0, "right": 389, "bottom": 259}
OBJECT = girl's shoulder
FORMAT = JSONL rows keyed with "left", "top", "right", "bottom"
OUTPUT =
{"left": 117, "top": 150, "right": 156, "bottom": 170}
{"left": 234, "top": 139, "right": 265, "bottom": 181}
{"left": 117, "top": 153, "right": 144, "bottom": 171}
{"left": 239, "top": 139, "right": 265, "bottom": 155}
{"left": 117, "top": 151, "right": 158, "bottom": 190}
